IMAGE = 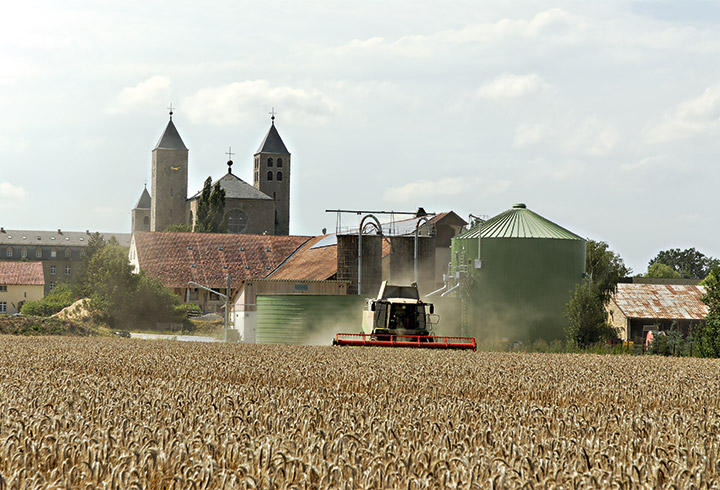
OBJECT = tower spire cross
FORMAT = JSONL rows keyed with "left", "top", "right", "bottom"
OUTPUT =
{"left": 167, "top": 102, "right": 175, "bottom": 118}
{"left": 225, "top": 146, "right": 235, "bottom": 160}
{"left": 269, "top": 107, "right": 277, "bottom": 123}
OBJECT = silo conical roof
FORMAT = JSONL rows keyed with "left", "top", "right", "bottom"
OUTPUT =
{"left": 456, "top": 203, "right": 583, "bottom": 240}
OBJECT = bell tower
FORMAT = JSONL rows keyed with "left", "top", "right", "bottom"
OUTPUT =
{"left": 253, "top": 110, "right": 290, "bottom": 235}
{"left": 151, "top": 108, "right": 189, "bottom": 232}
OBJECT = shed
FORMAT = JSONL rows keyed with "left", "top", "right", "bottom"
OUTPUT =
{"left": 608, "top": 283, "right": 707, "bottom": 341}
{"left": 230, "top": 278, "right": 350, "bottom": 343}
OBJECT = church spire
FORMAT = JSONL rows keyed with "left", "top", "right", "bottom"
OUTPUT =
{"left": 154, "top": 109, "right": 187, "bottom": 150}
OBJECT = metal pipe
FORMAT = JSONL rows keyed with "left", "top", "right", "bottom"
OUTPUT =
{"left": 425, "top": 285, "right": 446, "bottom": 297}
{"left": 357, "top": 214, "right": 382, "bottom": 296}
{"left": 414, "top": 217, "right": 430, "bottom": 285}
{"left": 440, "top": 283, "right": 460, "bottom": 297}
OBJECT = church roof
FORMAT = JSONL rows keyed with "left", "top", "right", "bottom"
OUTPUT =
{"left": 189, "top": 172, "right": 272, "bottom": 201}
{"left": 132, "top": 232, "right": 310, "bottom": 288}
{"left": 154, "top": 118, "right": 188, "bottom": 151}
{"left": 134, "top": 187, "right": 151, "bottom": 209}
{"left": 256, "top": 123, "right": 289, "bottom": 154}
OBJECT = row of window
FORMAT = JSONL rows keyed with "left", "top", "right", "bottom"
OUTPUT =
{"left": 4, "top": 247, "right": 83, "bottom": 259}
{"left": 267, "top": 171, "right": 283, "bottom": 182}
{"left": 49, "top": 265, "right": 71, "bottom": 275}
{"left": 267, "top": 157, "right": 283, "bottom": 168}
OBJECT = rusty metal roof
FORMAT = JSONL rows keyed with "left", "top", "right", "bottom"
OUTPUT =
{"left": 612, "top": 283, "right": 708, "bottom": 320}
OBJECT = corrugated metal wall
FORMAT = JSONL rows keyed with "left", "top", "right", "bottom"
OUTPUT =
{"left": 256, "top": 295, "right": 366, "bottom": 344}
{"left": 451, "top": 236, "right": 586, "bottom": 341}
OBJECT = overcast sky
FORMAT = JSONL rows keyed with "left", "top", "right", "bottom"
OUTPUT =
{"left": 1, "top": 0, "right": 719, "bottom": 274}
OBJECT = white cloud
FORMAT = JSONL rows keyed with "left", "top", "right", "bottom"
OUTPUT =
{"left": 383, "top": 177, "right": 510, "bottom": 204}
{"left": 644, "top": 82, "right": 720, "bottom": 143}
{"left": 476, "top": 73, "right": 551, "bottom": 99}
{"left": 514, "top": 117, "right": 619, "bottom": 156}
{"left": 107, "top": 76, "right": 171, "bottom": 114}
{"left": 183, "top": 80, "right": 334, "bottom": 126}
{"left": 0, "top": 135, "right": 29, "bottom": 153}
{"left": 0, "top": 182, "right": 27, "bottom": 203}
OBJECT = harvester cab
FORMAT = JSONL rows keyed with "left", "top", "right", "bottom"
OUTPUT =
{"left": 361, "top": 281, "right": 437, "bottom": 338}
{"left": 333, "top": 281, "right": 476, "bottom": 351}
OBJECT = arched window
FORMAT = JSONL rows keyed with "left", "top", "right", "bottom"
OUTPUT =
{"left": 276, "top": 171, "right": 283, "bottom": 181}
{"left": 267, "top": 170, "right": 273, "bottom": 181}
{"left": 227, "top": 209, "right": 249, "bottom": 233}
{"left": 21, "top": 248, "right": 27, "bottom": 258}
{"left": 143, "top": 216, "right": 150, "bottom": 228}
{"left": 64, "top": 249, "right": 71, "bottom": 258}
{"left": 277, "top": 158, "right": 283, "bottom": 168}
{"left": 35, "top": 248, "right": 42, "bottom": 258}
{"left": 5, "top": 248, "right": 11, "bottom": 258}
{"left": 268, "top": 158, "right": 273, "bottom": 167}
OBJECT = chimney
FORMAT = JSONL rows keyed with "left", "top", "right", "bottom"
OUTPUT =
{"left": 0, "top": 227, "right": 4, "bottom": 233}
{"left": 86, "top": 230, "right": 90, "bottom": 235}
{"left": 57, "top": 229, "right": 62, "bottom": 235}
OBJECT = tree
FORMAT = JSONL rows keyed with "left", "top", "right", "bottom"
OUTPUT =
{"left": 194, "top": 177, "right": 226, "bottom": 233}
{"left": 586, "top": 240, "right": 631, "bottom": 304}
{"left": 74, "top": 232, "right": 107, "bottom": 297}
{"left": 697, "top": 267, "right": 720, "bottom": 357}
{"left": 83, "top": 243, "right": 186, "bottom": 329}
{"left": 648, "top": 248, "right": 719, "bottom": 279}
{"left": 564, "top": 283, "right": 616, "bottom": 347}
{"left": 647, "top": 262, "right": 682, "bottom": 279}
{"left": 564, "top": 240, "right": 628, "bottom": 347}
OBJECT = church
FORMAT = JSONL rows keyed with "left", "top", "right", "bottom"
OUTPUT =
{"left": 131, "top": 110, "right": 291, "bottom": 235}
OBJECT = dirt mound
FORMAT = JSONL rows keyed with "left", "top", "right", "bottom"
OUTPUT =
{"left": 52, "top": 299, "right": 95, "bottom": 321}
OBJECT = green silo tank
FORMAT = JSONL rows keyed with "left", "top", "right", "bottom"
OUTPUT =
{"left": 450, "top": 203, "right": 586, "bottom": 341}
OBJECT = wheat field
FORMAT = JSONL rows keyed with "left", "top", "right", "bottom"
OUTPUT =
{"left": 0, "top": 336, "right": 718, "bottom": 489}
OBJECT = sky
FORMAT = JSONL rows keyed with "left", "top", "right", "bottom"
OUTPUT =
{"left": 1, "top": 0, "right": 719, "bottom": 275}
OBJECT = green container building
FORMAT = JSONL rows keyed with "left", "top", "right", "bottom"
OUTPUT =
{"left": 450, "top": 204, "right": 585, "bottom": 341}
{"left": 256, "top": 295, "right": 366, "bottom": 345}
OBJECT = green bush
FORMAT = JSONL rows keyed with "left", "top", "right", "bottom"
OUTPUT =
{"left": 175, "top": 303, "right": 202, "bottom": 318}
{"left": 20, "top": 284, "right": 77, "bottom": 317}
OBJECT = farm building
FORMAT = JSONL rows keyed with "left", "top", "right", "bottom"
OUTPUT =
{"left": 129, "top": 231, "right": 310, "bottom": 312}
{"left": 0, "top": 261, "right": 45, "bottom": 314}
{"left": 230, "top": 278, "right": 355, "bottom": 343}
{"left": 608, "top": 283, "right": 707, "bottom": 341}
{"left": 448, "top": 203, "right": 586, "bottom": 342}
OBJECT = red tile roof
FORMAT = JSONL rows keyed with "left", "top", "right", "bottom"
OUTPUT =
{"left": 267, "top": 235, "right": 338, "bottom": 281}
{"left": 133, "top": 232, "right": 310, "bottom": 288}
{"left": 0, "top": 261, "right": 44, "bottom": 285}
{"left": 612, "top": 283, "right": 708, "bottom": 320}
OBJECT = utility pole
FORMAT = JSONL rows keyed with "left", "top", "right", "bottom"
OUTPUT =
{"left": 187, "top": 273, "right": 231, "bottom": 342}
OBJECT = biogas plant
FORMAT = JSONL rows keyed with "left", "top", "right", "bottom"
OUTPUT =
{"left": 445, "top": 203, "right": 585, "bottom": 343}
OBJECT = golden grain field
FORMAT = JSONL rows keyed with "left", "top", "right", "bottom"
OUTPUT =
{"left": 0, "top": 336, "right": 719, "bottom": 489}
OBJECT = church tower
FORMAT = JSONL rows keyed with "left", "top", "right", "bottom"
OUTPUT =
{"left": 253, "top": 113, "right": 291, "bottom": 235}
{"left": 151, "top": 110, "right": 189, "bottom": 232}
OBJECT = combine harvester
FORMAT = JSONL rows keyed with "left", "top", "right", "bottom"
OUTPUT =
{"left": 333, "top": 281, "right": 476, "bottom": 351}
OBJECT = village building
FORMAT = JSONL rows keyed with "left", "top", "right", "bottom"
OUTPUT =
{"left": 0, "top": 229, "right": 130, "bottom": 295}
{"left": 0, "top": 261, "right": 45, "bottom": 313}
{"left": 608, "top": 282, "right": 708, "bottom": 341}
